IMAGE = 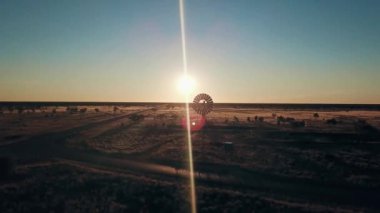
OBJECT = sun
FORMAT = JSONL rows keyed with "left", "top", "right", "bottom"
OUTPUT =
{"left": 177, "top": 74, "right": 196, "bottom": 94}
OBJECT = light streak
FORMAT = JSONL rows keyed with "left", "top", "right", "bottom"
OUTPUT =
{"left": 179, "top": 0, "right": 197, "bottom": 213}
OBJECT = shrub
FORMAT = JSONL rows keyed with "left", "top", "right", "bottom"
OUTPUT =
{"left": 129, "top": 114, "right": 144, "bottom": 121}
{"left": 355, "top": 119, "right": 377, "bottom": 133}
{"left": 17, "top": 107, "right": 24, "bottom": 114}
{"left": 0, "top": 157, "right": 15, "bottom": 179}
{"left": 326, "top": 118, "right": 337, "bottom": 125}
{"left": 277, "top": 116, "right": 285, "bottom": 125}
{"left": 8, "top": 106, "right": 14, "bottom": 113}
{"left": 285, "top": 117, "right": 295, "bottom": 122}
{"left": 66, "top": 106, "right": 78, "bottom": 113}
{"left": 357, "top": 119, "right": 367, "bottom": 125}
{"left": 277, "top": 116, "right": 285, "bottom": 122}
{"left": 290, "top": 120, "right": 305, "bottom": 127}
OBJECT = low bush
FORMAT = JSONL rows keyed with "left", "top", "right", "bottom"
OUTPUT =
{"left": 0, "top": 157, "right": 15, "bottom": 179}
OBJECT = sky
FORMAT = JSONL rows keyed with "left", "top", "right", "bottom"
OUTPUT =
{"left": 0, "top": 0, "right": 379, "bottom": 103}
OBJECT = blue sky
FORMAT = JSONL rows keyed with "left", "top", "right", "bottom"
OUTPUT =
{"left": 0, "top": 0, "right": 379, "bottom": 103}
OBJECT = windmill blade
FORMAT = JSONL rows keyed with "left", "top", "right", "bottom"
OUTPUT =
{"left": 192, "top": 93, "right": 213, "bottom": 116}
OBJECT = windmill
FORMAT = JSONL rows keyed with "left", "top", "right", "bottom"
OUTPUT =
{"left": 181, "top": 93, "right": 213, "bottom": 131}
{"left": 192, "top": 93, "right": 213, "bottom": 116}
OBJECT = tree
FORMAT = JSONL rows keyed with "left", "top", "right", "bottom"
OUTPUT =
{"left": 113, "top": 106, "right": 119, "bottom": 113}
{"left": 313, "top": 113, "right": 319, "bottom": 119}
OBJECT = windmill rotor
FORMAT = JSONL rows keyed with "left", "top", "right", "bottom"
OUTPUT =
{"left": 192, "top": 93, "right": 213, "bottom": 116}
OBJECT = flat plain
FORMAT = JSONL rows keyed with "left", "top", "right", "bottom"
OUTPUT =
{"left": 1, "top": 103, "right": 380, "bottom": 212}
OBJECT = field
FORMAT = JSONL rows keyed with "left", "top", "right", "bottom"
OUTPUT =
{"left": 1, "top": 103, "right": 380, "bottom": 212}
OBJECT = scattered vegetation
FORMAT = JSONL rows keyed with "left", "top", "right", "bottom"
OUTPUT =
{"left": 326, "top": 118, "right": 337, "bottom": 125}
{"left": 128, "top": 114, "right": 145, "bottom": 121}
{"left": 354, "top": 119, "right": 377, "bottom": 132}
{"left": 166, "top": 104, "right": 175, "bottom": 109}
{"left": 7, "top": 106, "right": 14, "bottom": 113}
{"left": 17, "top": 107, "right": 24, "bottom": 114}
{"left": 290, "top": 120, "right": 306, "bottom": 127}
{"left": 66, "top": 106, "right": 78, "bottom": 113}
{"left": 233, "top": 116, "right": 239, "bottom": 123}
{"left": 1, "top": 105, "right": 380, "bottom": 212}
{"left": 258, "top": 116, "right": 264, "bottom": 122}
{"left": 277, "top": 116, "right": 305, "bottom": 127}
{"left": 0, "top": 164, "right": 308, "bottom": 212}
{"left": 0, "top": 157, "right": 15, "bottom": 180}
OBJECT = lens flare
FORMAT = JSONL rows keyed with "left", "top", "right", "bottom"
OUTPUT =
{"left": 181, "top": 115, "right": 206, "bottom": 131}
{"left": 179, "top": 0, "right": 197, "bottom": 213}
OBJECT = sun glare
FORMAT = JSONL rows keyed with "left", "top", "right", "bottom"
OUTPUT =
{"left": 177, "top": 75, "right": 196, "bottom": 94}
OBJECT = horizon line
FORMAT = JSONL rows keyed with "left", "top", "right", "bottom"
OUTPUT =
{"left": 0, "top": 101, "right": 380, "bottom": 106}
